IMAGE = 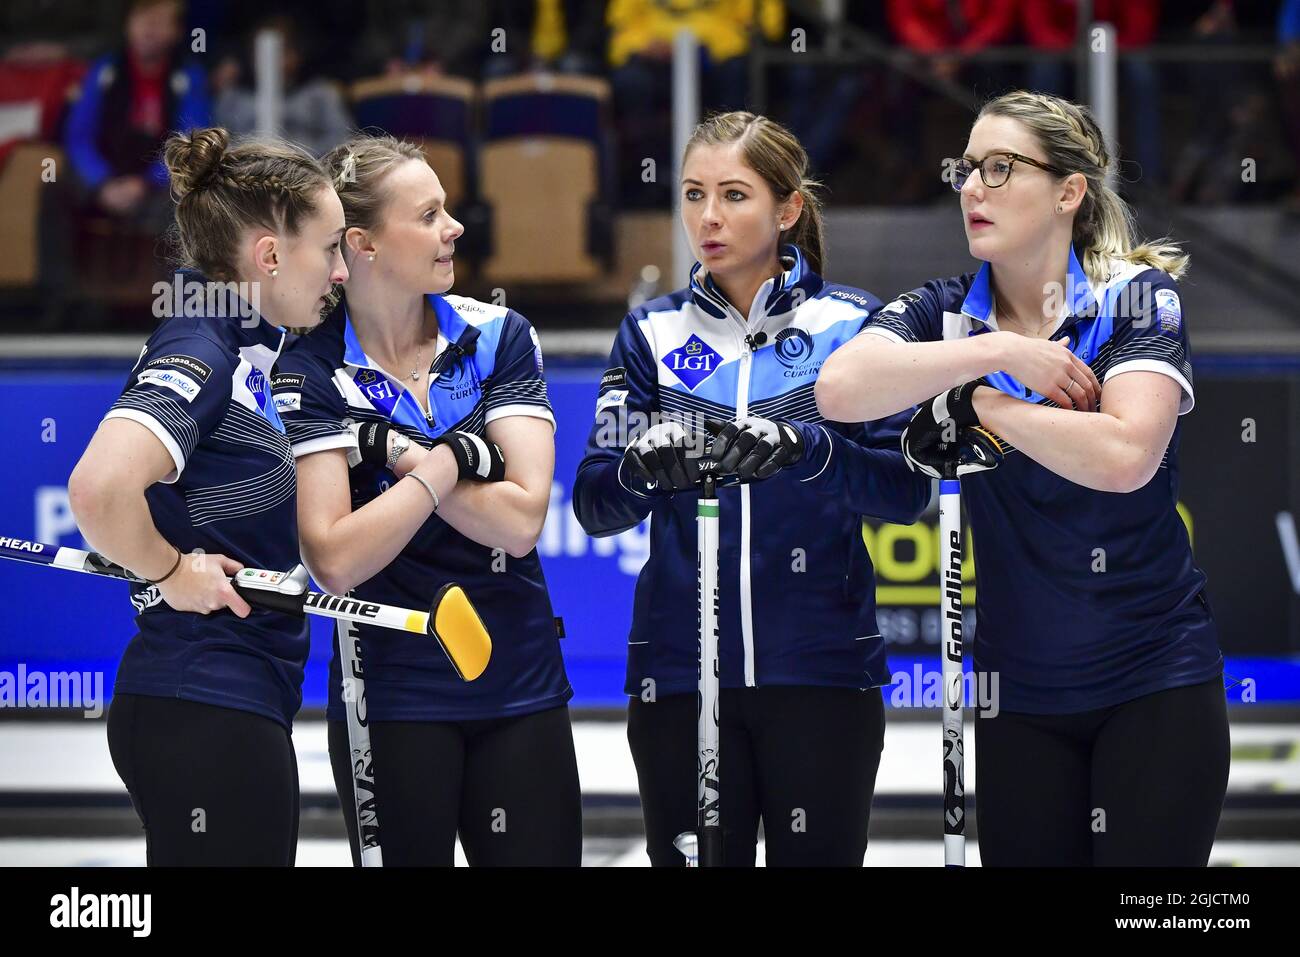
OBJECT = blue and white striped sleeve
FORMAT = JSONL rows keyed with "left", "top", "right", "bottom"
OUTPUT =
{"left": 1099, "top": 271, "right": 1194, "bottom": 415}
{"left": 482, "top": 311, "right": 555, "bottom": 430}
{"left": 856, "top": 280, "right": 949, "bottom": 344}
{"left": 273, "top": 345, "right": 356, "bottom": 458}
{"left": 103, "top": 332, "right": 233, "bottom": 483}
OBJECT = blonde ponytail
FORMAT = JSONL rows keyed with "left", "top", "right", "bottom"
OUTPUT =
{"left": 1082, "top": 178, "right": 1189, "bottom": 281}
{"left": 787, "top": 181, "right": 827, "bottom": 276}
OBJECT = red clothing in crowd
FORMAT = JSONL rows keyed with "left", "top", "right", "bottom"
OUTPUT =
{"left": 125, "top": 49, "right": 167, "bottom": 135}
{"left": 0, "top": 58, "right": 86, "bottom": 168}
{"left": 1022, "top": 0, "right": 1160, "bottom": 50}
{"left": 886, "top": 0, "right": 1020, "bottom": 52}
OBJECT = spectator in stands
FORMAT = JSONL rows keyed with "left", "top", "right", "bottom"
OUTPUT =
{"left": 1164, "top": 0, "right": 1278, "bottom": 39}
{"left": 188, "top": 0, "right": 361, "bottom": 83}
{"left": 883, "top": 0, "right": 1018, "bottom": 202}
{"left": 885, "top": 0, "right": 1018, "bottom": 90}
{"left": 779, "top": 1, "right": 874, "bottom": 180}
{"left": 0, "top": 14, "right": 90, "bottom": 323}
{"left": 530, "top": 0, "right": 609, "bottom": 76}
{"left": 213, "top": 16, "right": 353, "bottom": 158}
{"left": 608, "top": 0, "right": 786, "bottom": 207}
{"left": 357, "top": 1, "right": 491, "bottom": 80}
{"left": 1277, "top": 0, "right": 1300, "bottom": 208}
{"left": 474, "top": 0, "right": 609, "bottom": 79}
{"left": 1021, "top": 1, "right": 1164, "bottom": 190}
{"left": 63, "top": 0, "right": 209, "bottom": 227}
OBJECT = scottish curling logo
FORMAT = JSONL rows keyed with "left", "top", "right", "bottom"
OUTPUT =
{"left": 663, "top": 334, "right": 722, "bottom": 391}
{"left": 773, "top": 328, "right": 814, "bottom": 368}
{"left": 433, "top": 356, "right": 478, "bottom": 401}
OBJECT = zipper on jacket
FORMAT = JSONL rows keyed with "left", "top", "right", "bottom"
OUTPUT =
{"left": 708, "top": 269, "right": 782, "bottom": 689}
{"left": 725, "top": 299, "right": 770, "bottom": 689}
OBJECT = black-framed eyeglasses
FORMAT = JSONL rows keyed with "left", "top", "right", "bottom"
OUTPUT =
{"left": 950, "top": 152, "right": 1068, "bottom": 191}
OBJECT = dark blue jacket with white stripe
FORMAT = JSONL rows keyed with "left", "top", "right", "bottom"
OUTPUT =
{"left": 573, "top": 246, "right": 930, "bottom": 699}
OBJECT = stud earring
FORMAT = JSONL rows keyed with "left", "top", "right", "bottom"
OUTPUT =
{"left": 270, "top": 268, "right": 278, "bottom": 277}
{"left": 368, "top": 253, "right": 376, "bottom": 262}
{"left": 779, "top": 223, "right": 787, "bottom": 231}
{"left": 1056, "top": 205, "right": 1063, "bottom": 213}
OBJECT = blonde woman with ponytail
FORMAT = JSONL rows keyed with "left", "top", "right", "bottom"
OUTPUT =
{"left": 574, "top": 112, "right": 930, "bottom": 866}
{"left": 819, "top": 91, "right": 1228, "bottom": 866}
{"left": 276, "top": 134, "right": 581, "bottom": 867}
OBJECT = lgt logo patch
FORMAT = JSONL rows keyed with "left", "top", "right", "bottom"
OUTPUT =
{"left": 246, "top": 368, "right": 267, "bottom": 411}
{"left": 663, "top": 334, "right": 722, "bottom": 391}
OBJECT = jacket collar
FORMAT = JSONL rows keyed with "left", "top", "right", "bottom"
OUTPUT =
{"left": 341, "top": 293, "right": 480, "bottom": 373}
{"left": 687, "top": 244, "right": 823, "bottom": 323}
{"left": 961, "top": 244, "right": 1096, "bottom": 330}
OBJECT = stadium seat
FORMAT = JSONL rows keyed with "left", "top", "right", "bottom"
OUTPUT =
{"left": 0, "top": 58, "right": 84, "bottom": 291}
{"left": 0, "top": 143, "right": 60, "bottom": 288}
{"left": 478, "top": 73, "right": 613, "bottom": 286}
{"left": 350, "top": 73, "right": 474, "bottom": 213}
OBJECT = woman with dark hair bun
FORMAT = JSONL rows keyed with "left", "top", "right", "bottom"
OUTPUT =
{"left": 68, "top": 126, "right": 348, "bottom": 866}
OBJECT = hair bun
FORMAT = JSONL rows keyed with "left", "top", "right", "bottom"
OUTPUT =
{"left": 164, "top": 127, "right": 231, "bottom": 201}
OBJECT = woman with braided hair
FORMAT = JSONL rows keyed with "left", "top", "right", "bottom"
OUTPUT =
{"left": 818, "top": 91, "right": 1230, "bottom": 866}
{"left": 68, "top": 127, "right": 348, "bottom": 865}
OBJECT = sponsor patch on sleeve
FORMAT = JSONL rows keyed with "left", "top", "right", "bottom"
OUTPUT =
{"left": 596, "top": 389, "right": 628, "bottom": 414}
{"left": 1154, "top": 289, "right": 1182, "bottom": 335}
{"left": 599, "top": 366, "right": 627, "bottom": 391}
{"left": 877, "top": 292, "right": 921, "bottom": 318}
{"left": 144, "top": 354, "right": 212, "bottom": 383}
{"left": 271, "top": 372, "right": 305, "bottom": 391}
{"left": 270, "top": 372, "right": 305, "bottom": 412}
{"left": 136, "top": 367, "right": 202, "bottom": 401}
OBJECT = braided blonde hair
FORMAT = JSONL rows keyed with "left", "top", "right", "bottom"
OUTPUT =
{"left": 163, "top": 127, "right": 332, "bottom": 281}
{"left": 684, "top": 111, "right": 828, "bottom": 275}
{"left": 320, "top": 134, "right": 428, "bottom": 249}
{"left": 978, "top": 91, "right": 1188, "bottom": 281}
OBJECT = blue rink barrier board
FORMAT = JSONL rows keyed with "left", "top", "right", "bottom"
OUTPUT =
{"left": 0, "top": 355, "right": 1297, "bottom": 709}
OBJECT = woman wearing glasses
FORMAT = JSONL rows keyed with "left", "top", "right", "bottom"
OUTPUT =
{"left": 817, "top": 91, "right": 1229, "bottom": 866}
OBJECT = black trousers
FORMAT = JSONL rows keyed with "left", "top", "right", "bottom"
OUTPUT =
{"left": 627, "top": 685, "right": 886, "bottom": 866}
{"left": 107, "top": 693, "right": 299, "bottom": 866}
{"left": 327, "top": 704, "right": 583, "bottom": 867}
{"left": 974, "top": 676, "right": 1231, "bottom": 866}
